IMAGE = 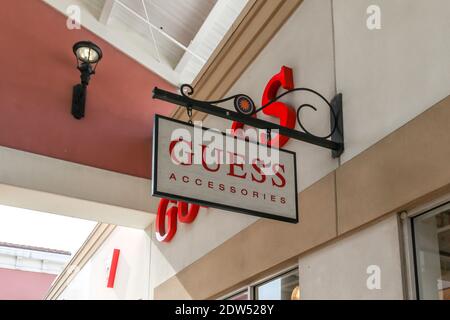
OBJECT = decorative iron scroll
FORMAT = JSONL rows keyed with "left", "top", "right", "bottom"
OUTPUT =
{"left": 180, "top": 84, "right": 338, "bottom": 140}
{"left": 153, "top": 84, "right": 344, "bottom": 158}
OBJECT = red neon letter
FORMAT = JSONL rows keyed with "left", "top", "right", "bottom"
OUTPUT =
{"left": 155, "top": 199, "right": 178, "bottom": 242}
{"left": 230, "top": 66, "right": 296, "bottom": 148}
{"left": 177, "top": 202, "right": 200, "bottom": 223}
{"left": 155, "top": 199, "right": 202, "bottom": 242}
{"left": 260, "top": 66, "right": 296, "bottom": 148}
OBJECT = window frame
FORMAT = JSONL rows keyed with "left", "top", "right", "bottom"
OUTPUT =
{"left": 402, "top": 193, "right": 450, "bottom": 300}
{"left": 223, "top": 288, "right": 252, "bottom": 301}
{"left": 220, "top": 265, "right": 299, "bottom": 300}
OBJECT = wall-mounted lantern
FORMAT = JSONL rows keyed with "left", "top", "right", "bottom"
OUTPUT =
{"left": 72, "top": 41, "right": 102, "bottom": 119}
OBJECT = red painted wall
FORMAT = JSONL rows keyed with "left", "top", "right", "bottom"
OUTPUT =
{"left": 0, "top": 0, "right": 176, "bottom": 178}
{"left": 0, "top": 268, "right": 56, "bottom": 300}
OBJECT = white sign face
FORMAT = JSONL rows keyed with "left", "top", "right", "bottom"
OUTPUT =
{"left": 152, "top": 115, "right": 298, "bottom": 223}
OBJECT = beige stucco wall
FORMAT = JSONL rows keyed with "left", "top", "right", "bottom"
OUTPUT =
{"left": 148, "top": 207, "right": 257, "bottom": 295}
{"left": 60, "top": 227, "right": 151, "bottom": 300}
{"left": 149, "top": 0, "right": 337, "bottom": 296}
{"left": 298, "top": 214, "right": 404, "bottom": 299}
{"left": 151, "top": 0, "right": 450, "bottom": 299}
{"left": 334, "top": 0, "right": 450, "bottom": 163}
{"left": 59, "top": 0, "right": 450, "bottom": 300}
{"left": 0, "top": 146, "right": 156, "bottom": 228}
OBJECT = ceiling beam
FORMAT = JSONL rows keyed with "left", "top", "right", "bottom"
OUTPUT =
{"left": 99, "top": 0, "right": 115, "bottom": 25}
{"left": 0, "top": 146, "right": 157, "bottom": 229}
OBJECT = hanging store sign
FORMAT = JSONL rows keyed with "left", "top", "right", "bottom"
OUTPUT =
{"left": 152, "top": 115, "right": 299, "bottom": 223}
{"left": 152, "top": 65, "right": 344, "bottom": 239}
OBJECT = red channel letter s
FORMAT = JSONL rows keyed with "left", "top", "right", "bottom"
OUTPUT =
{"left": 260, "top": 66, "right": 296, "bottom": 148}
{"left": 231, "top": 66, "right": 296, "bottom": 148}
{"left": 155, "top": 199, "right": 200, "bottom": 242}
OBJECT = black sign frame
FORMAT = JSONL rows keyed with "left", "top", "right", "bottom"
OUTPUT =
{"left": 152, "top": 115, "right": 299, "bottom": 224}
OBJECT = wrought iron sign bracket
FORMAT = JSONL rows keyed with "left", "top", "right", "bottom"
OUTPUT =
{"left": 152, "top": 85, "right": 344, "bottom": 158}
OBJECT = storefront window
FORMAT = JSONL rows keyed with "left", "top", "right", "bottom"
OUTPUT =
{"left": 412, "top": 204, "right": 450, "bottom": 300}
{"left": 223, "top": 268, "right": 300, "bottom": 301}
{"left": 255, "top": 269, "right": 299, "bottom": 300}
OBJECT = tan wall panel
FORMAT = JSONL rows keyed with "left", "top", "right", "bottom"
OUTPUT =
{"left": 155, "top": 95, "right": 450, "bottom": 300}
{"left": 155, "top": 173, "right": 337, "bottom": 299}
{"left": 336, "top": 95, "right": 450, "bottom": 234}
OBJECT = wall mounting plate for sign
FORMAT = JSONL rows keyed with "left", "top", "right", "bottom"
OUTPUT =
{"left": 330, "top": 93, "right": 344, "bottom": 158}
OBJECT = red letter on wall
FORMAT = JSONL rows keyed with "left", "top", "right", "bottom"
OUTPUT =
{"left": 260, "top": 66, "right": 296, "bottom": 148}
{"left": 155, "top": 199, "right": 178, "bottom": 242}
{"left": 107, "top": 249, "right": 120, "bottom": 288}
{"left": 230, "top": 66, "right": 296, "bottom": 148}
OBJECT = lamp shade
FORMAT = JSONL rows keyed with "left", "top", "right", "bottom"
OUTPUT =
{"left": 73, "top": 41, "right": 102, "bottom": 64}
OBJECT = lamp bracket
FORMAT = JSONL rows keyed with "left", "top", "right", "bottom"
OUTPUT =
{"left": 72, "top": 84, "right": 87, "bottom": 119}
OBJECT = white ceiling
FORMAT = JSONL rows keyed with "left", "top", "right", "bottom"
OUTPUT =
{"left": 44, "top": 0, "right": 248, "bottom": 85}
